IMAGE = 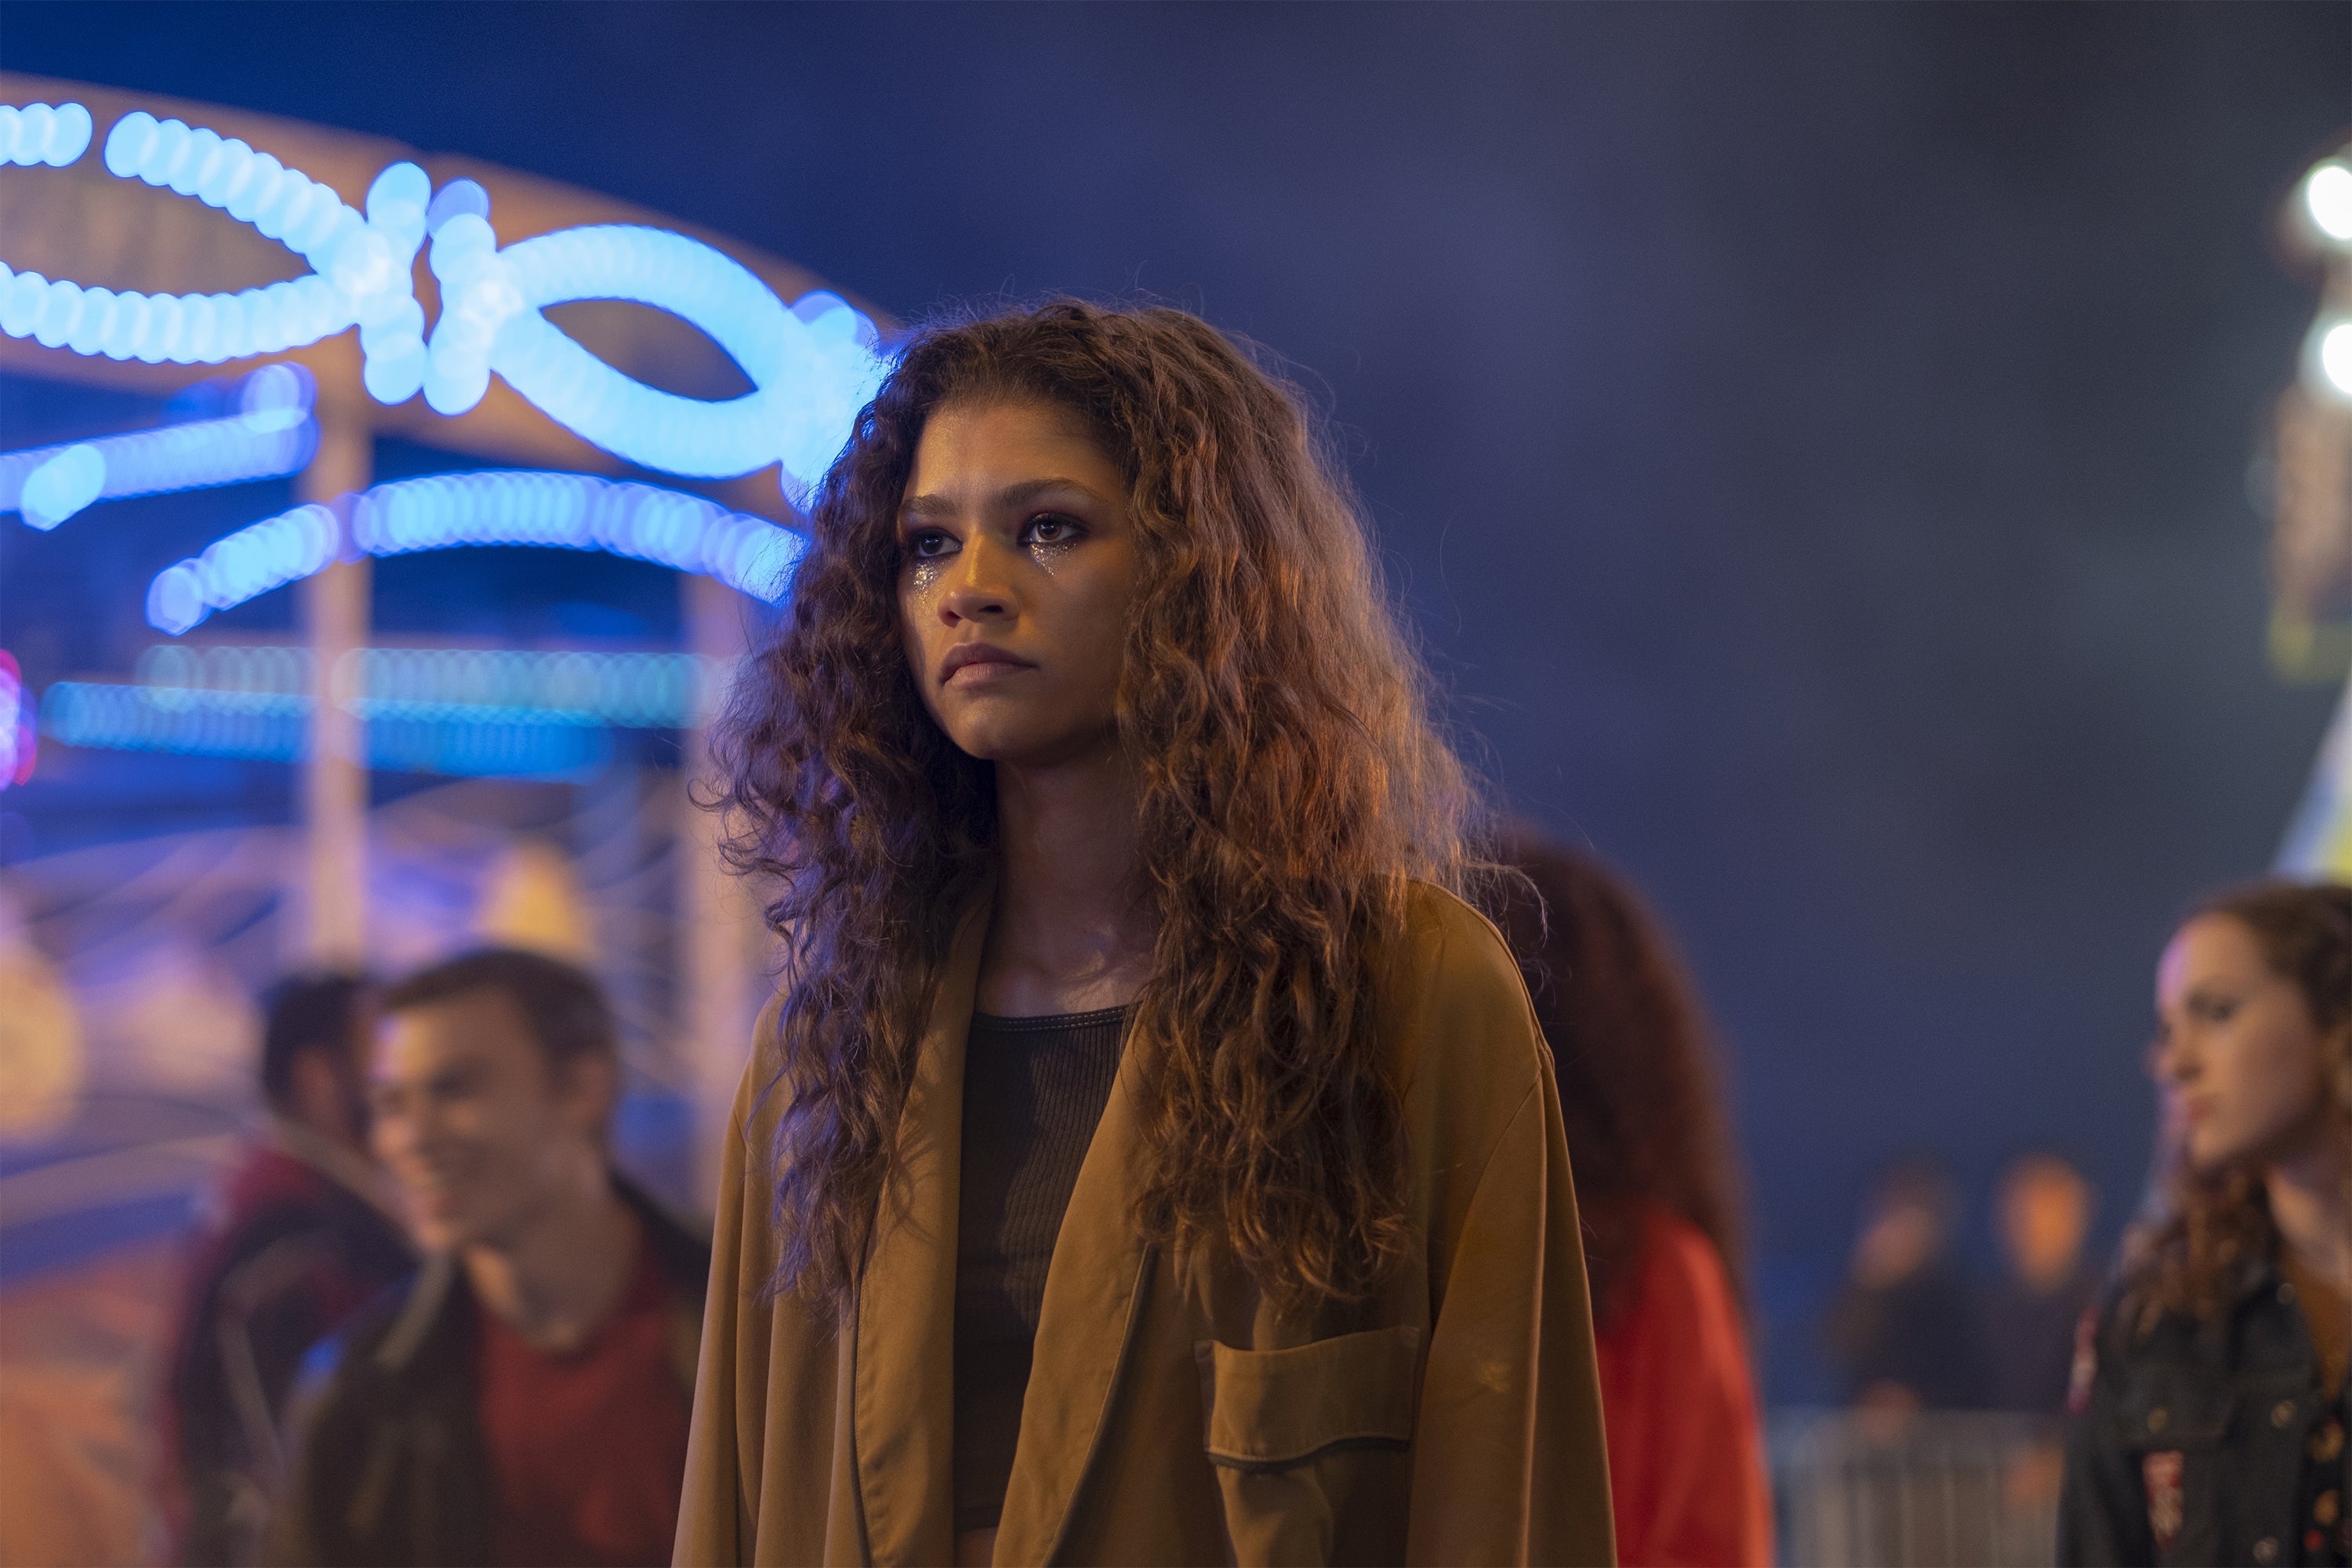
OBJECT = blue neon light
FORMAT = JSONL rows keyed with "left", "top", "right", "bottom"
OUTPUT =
{"left": 38, "top": 679, "right": 609, "bottom": 779}
{"left": 2, "top": 99, "right": 891, "bottom": 493}
{"left": 350, "top": 472, "right": 804, "bottom": 593}
{"left": 2, "top": 365, "right": 318, "bottom": 528}
{"left": 146, "top": 502, "right": 342, "bottom": 636}
{"left": 133, "top": 643, "right": 729, "bottom": 728}
{"left": 0, "top": 111, "right": 419, "bottom": 367}
{"left": 18, "top": 444, "right": 103, "bottom": 528}
{"left": 0, "top": 102, "right": 93, "bottom": 168}
{"left": 146, "top": 469, "right": 804, "bottom": 635}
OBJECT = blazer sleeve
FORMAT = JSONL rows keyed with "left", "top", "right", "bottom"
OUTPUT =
{"left": 1405, "top": 1071, "right": 1617, "bottom": 1566}
{"left": 674, "top": 1058, "right": 762, "bottom": 1568}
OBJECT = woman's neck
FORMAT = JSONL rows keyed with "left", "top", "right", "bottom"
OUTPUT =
{"left": 2268, "top": 1126, "right": 2352, "bottom": 1297}
{"left": 979, "top": 738, "right": 1156, "bottom": 1016}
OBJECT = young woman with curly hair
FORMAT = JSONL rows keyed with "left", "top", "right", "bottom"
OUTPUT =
{"left": 675, "top": 301, "right": 1613, "bottom": 1567}
{"left": 2061, "top": 879, "right": 2352, "bottom": 1567}
{"left": 1493, "top": 834, "right": 1772, "bottom": 1567}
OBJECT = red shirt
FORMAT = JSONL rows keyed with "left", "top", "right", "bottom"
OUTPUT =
{"left": 476, "top": 1229, "right": 692, "bottom": 1568}
{"left": 1593, "top": 1207, "right": 1776, "bottom": 1568}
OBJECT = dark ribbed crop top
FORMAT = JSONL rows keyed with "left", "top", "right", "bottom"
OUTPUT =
{"left": 952, "top": 1005, "right": 1130, "bottom": 1536}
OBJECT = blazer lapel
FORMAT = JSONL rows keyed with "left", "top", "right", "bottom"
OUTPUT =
{"left": 853, "top": 893, "right": 990, "bottom": 1566}
{"left": 993, "top": 1007, "right": 1156, "bottom": 1565}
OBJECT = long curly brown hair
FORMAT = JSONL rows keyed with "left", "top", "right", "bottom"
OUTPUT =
{"left": 713, "top": 300, "right": 1484, "bottom": 1318}
{"left": 1490, "top": 832, "right": 1748, "bottom": 1327}
{"left": 2129, "top": 878, "right": 2352, "bottom": 1323}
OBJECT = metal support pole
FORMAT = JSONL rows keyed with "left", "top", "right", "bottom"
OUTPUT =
{"left": 297, "top": 412, "right": 370, "bottom": 970}
{"left": 681, "top": 572, "right": 757, "bottom": 1202}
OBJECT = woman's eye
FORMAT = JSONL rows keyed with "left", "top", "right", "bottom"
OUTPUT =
{"left": 1023, "top": 514, "right": 1076, "bottom": 546}
{"left": 907, "top": 529, "right": 956, "bottom": 559}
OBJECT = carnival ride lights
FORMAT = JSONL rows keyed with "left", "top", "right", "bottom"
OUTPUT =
{"left": 0, "top": 364, "right": 317, "bottom": 528}
{"left": 7, "top": 93, "right": 856, "bottom": 788}
{"left": 0, "top": 107, "right": 411, "bottom": 366}
{"left": 0, "top": 100, "right": 891, "bottom": 495}
{"left": 0, "top": 101, "right": 93, "bottom": 168}
{"left": 39, "top": 642, "right": 731, "bottom": 779}
{"left": 2306, "top": 162, "right": 2352, "bottom": 246}
{"left": 2314, "top": 332, "right": 2352, "bottom": 401}
{"left": 0, "top": 649, "right": 35, "bottom": 789}
{"left": 134, "top": 643, "right": 729, "bottom": 728}
{"left": 39, "top": 677, "right": 608, "bottom": 779}
{"left": 2296, "top": 154, "right": 2352, "bottom": 406}
{"left": 144, "top": 470, "right": 805, "bottom": 636}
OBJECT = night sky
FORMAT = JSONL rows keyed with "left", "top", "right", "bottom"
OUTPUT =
{"left": 4, "top": 2, "right": 2347, "bottom": 1395}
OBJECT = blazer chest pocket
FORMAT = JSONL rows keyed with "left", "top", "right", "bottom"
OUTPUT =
{"left": 2107, "top": 1371, "right": 2232, "bottom": 1568}
{"left": 1196, "top": 1324, "right": 1422, "bottom": 1566}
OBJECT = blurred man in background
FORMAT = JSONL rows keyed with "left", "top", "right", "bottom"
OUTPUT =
{"left": 1984, "top": 1151, "right": 2101, "bottom": 1414}
{"left": 160, "top": 971, "right": 414, "bottom": 1567}
{"left": 267, "top": 948, "right": 707, "bottom": 1568}
{"left": 1825, "top": 1156, "right": 1992, "bottom": 1415}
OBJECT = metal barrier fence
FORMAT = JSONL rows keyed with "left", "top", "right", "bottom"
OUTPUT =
{"left": 1772, "top": 1409, "right": 2068, "bottom": 1568}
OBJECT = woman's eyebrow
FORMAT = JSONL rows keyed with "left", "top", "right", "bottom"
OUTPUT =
{"left": 995, "top": 477, "right": 1104, "bottom": 508}
{"left": 900, "top": 477, "right": 1105, "bottom": 524}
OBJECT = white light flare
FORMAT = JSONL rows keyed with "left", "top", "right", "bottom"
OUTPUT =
{"left": 2318, "top": 321, "right": 2352, "bottom": 402}
{"left": 2304, "top": 162, "right": 2352, "bottom": 246}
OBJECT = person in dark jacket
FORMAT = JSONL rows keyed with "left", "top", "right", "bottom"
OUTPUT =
{"left": 2061, "top": 880, "right": 2352, "bottom": 1567}
{"left": 266, "top": 948, "right": 711, "bottom": 1568}
{"left": 1986, "top": 1151, "right": 2103, "bottom": 1416}
{"left": 1825, "top": 1156, "right": 1994, "bottom": 1414}
{"left": 159, "top": 971, "right": 414, "bottom": 1567}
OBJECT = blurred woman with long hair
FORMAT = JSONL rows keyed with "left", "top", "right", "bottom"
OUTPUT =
{"left": 676, "top": 301, "right": 1614, "bottom": 1566}
{"left": 2061, "top": 880, "right": 2352, "bottom": 1566}
{"left": 1495, "top": 834, "right": 1773, "bottom": 1568}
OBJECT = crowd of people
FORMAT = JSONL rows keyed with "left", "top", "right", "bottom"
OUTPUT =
{"left": 144, "top": 301, "right": 2349, "bottom": 1567}
{"left": 1825, "top": 1149, "right": 2103, "bottom": 1420}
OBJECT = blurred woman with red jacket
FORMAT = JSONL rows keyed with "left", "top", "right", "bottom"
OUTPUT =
{"left": 1497, "top": 833, "right": 1775, "bottom": 1568}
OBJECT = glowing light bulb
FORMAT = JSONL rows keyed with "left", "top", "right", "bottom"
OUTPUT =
{"left": 0, "top": 103, "right": 88, "bottom": 168}
{"left": 2319, "top": 320, "right": 2352, "bottom": 401}
{"left": 426, "top": 179, "right": 491, "bottom": 235}
{"left": 19, "top": 445, "right": 105, "bottom": 528}
{"left": 2307, "top": 163, "right": 2352, "bottom": 246}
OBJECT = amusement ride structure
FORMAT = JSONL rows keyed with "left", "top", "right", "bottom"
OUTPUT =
{"left": 0, "top": 71, "right": 892, "bottom": 1178}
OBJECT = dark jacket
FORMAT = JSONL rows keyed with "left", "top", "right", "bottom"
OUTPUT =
{"left": 263, "top": 1178, "right": 710, "bottom": 1568}
{"left": 162, "top": 1120, "right": 414, "bottom": 1566}
{"left": 2060, "top": 1256, "right": 2347, "bottom": 1566}
{"left": 1824, "top": 1261, "right": 1994, "bottom": 1410}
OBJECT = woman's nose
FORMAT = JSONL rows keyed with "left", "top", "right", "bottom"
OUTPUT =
{"left": 2153, "top": 1032, "right": 2196, "bottom": 1085}
{"left": 941, "top": 538, "right": 1015, "bottom": 622}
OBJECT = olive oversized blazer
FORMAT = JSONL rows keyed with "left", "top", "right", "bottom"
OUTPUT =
{"left": 675, "top": 882, "right": 1616, "bottom": 1566}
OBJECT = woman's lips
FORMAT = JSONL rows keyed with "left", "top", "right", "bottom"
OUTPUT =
{"left": 940, "top": 644, "right": 1033, "bottom": 685}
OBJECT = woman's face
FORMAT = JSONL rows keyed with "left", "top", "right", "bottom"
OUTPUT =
{"left": 2153, "top": 913, "right": 2334, "bottom": 1171}
{"left": 897, "top": 397, "right": 1140, "bottom": 768}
